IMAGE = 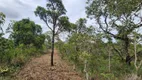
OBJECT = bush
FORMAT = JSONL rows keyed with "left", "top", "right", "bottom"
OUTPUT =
{"left": 56, "top": 39, "right": 142, "bottom": 79}
{"left": 0, "top": 43, "right": 47, "bottom": 78}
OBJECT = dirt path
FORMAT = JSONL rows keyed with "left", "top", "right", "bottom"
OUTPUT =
{"left": 16, "top": 50, "right": 83, "bottom": 80}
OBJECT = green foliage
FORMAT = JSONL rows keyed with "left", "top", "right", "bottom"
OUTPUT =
{"left": 34, "top": 0, "right": 67, "bottom": 31}
{"left": 0, "top": 12, "right": 5, "bottom": 33}
{"left": 86, "top": 0, "right": 142, "bottom": 39}
{"left": 0, "top": 17, "right": 47, "bottom": 78}
{"left": 35, "top": 0, "right": 70, "bottom": 66}
{"left": 57, "top": 31, "right": 142, "bottom": 79}
{"left": 8, "top": 44, "right": 39, "bottom": 66}
{"left": 0, "top": 41, "right": 46, "bottom": 77}
{"left": 34, "top": 34, "right": 45, "bottom": 48}
{"left": 1, "top": 0, "right": 142, "bottom": 79}
{"left": 7, "top": 19, "right": 45, "bottom": 48}
{"left": 86, "top": 0, "right": 142, "bottom": 66}
{"left": 34, "top": 0, "right": 71, "bottom": 34}
{"left": 86, "top": 0, "right": 142, "bottom": 17}
{"left": 75, "top": 18, "right": 87, "bottom": 34}
{"left": 0, "top": 11, "right": 48, "bottom": 79}
{"left": 0, "top": 12, "right": 5, "bottom": 24}
{"left": 35, "top": 0, "right": 66, "bottom": 21}
{"left": 0, "top": 36, "right": 13, "bottom": 63}
{"left": 0, "top": 42, "right": 44, "bottom": 66}
{"left": 57, "top": 16, "right": 71, "bottom": 33}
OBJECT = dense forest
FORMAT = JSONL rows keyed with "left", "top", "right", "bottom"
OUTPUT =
{"left": 1, "top": 0, "right": 142, "bottom": 80}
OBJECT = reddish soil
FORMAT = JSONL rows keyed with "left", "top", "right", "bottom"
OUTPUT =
{"left": 16, "top": 50, "right": 84, "bottom": 80}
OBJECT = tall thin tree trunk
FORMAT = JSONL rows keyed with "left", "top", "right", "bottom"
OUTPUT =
{"left": 134, "top": 33, "right": 142, "bottom": 75}
{"left": 109, "top": 48, "right": 111, "bottom": 72}
{"left": 124, "top": 37, "right": 131, "bottom": 65}
{"left": 51, "top": 29, "right": 55, "bottom": 66}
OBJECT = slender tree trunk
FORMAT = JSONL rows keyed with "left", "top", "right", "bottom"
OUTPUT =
{"left": 84, "top": 60, "right": 89, "bottom": 80}
{"left": 51, "top": 28, "right": 55, "bottom": 66}
{"left": 109, "top": 48, "right": 111, "bottom": 72}
{"left": 124, "top": 37, "right": 131, "bottom": 65}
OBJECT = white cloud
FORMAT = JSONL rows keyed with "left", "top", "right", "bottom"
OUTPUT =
{"left": 1, "top": 0, "right": 88, "bottom": 38}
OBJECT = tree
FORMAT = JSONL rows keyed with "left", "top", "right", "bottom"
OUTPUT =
{"left": 133, "top": 31, "right": 142, "bottom": 76}
{"left": 35, "top": 0, "right": 70, "bottom": 66}
{"left": 7, "top": 19, "right": 45, "bottom": 48}
{"left": 75, "top": 18, "right": 87, "bottom": 34}
{"left": 70, "top": 18, "right": 95, "bottom": 35}
{"left": 0, "top": 12, "right": 5, "bottom": 34}
{"left": 0, "top": 12, "right": 8, "bottom": 62}
{"left": 86, "top": 0, "right": 142, "bottom": 65}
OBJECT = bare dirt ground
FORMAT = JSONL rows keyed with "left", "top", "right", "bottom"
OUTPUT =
{"left": 16, "top": 50, "right": 83, "bottom": 80}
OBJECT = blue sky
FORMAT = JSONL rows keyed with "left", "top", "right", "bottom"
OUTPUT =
{"left": 0, "top": 0, "right": 88, "bottom": 38}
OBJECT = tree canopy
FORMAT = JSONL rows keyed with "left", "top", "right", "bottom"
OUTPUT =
{"left": 0, "top": 12, "right": 6, "bottom": 33}
{"left": 7, "top": 19, "right": 45, "bottom": 48}
{"left": 34, "top": 0, "right": 70, "bottom": 66}
{"left": 86, "top": 0, "right": 142, "bottom": 65}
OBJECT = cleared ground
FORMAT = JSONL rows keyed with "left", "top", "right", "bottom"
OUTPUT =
{"left": 16, "top": 50, "right": 83, "bottom": 80}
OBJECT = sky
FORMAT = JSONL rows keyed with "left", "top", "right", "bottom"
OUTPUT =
{"left": 0, "top": 0, "right": 88, "bottom": 38}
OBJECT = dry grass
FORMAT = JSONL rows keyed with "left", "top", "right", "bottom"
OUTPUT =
{"left": 124, "top": 74, "right": 141, "bottom": 80}
{"left": 16, "top": 50, "right": 83, "bottom": 80}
